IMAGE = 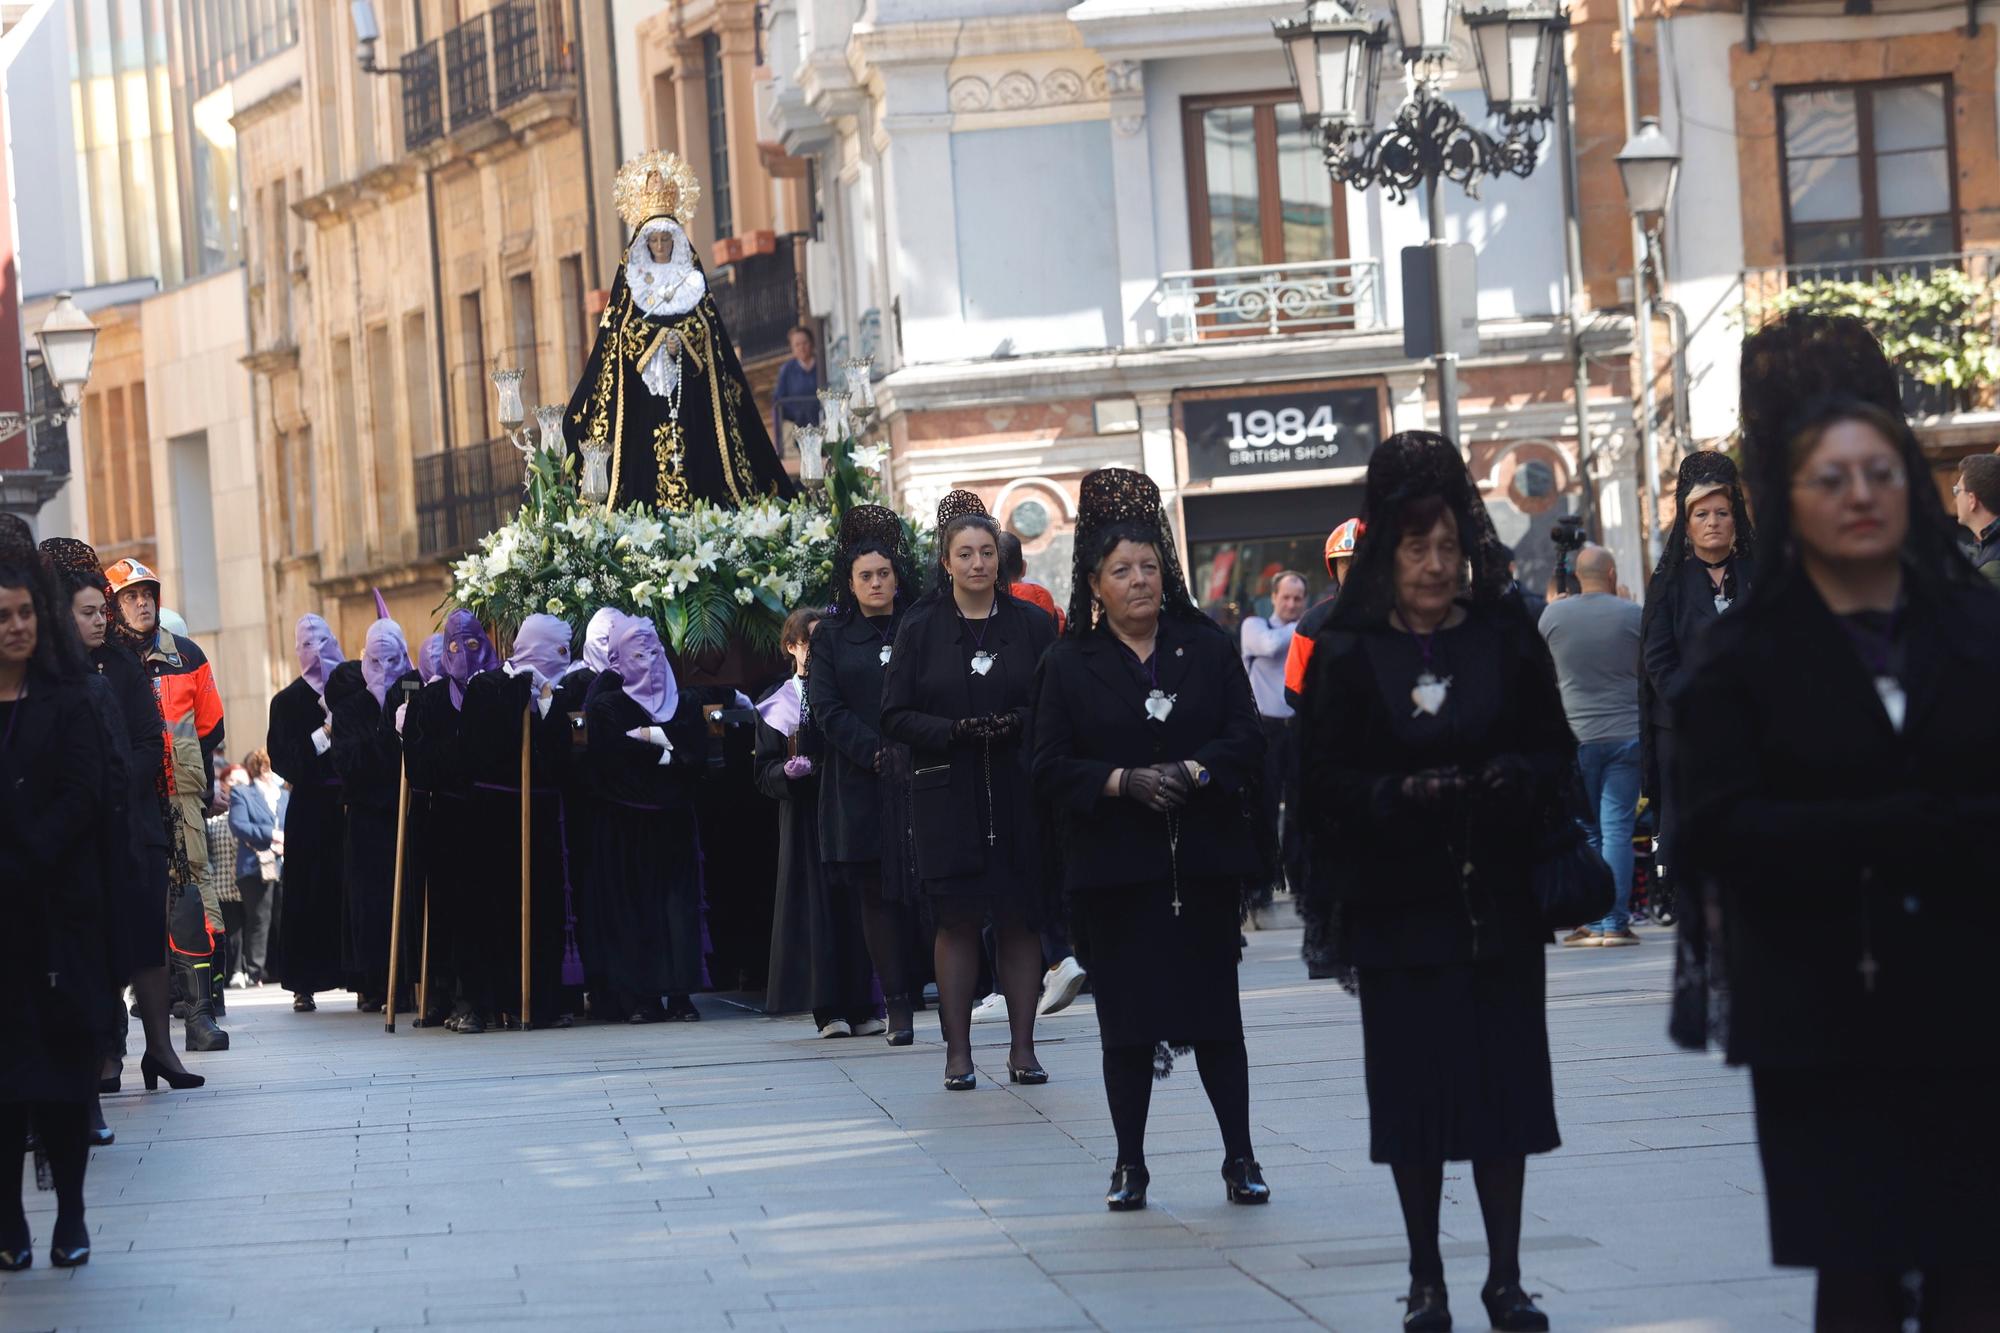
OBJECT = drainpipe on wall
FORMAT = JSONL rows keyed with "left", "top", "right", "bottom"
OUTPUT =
{"left": 575, "top": 0, "right": 604, "bottom": 292}
{"left": 426, "top": 166, "right": 453, "bottom": 456}
{"left": 1618, "top": 0, "right": 1663, "bottom": 567}
{"left": 1553, "top": 39, "right": 1601, "bottom": 544}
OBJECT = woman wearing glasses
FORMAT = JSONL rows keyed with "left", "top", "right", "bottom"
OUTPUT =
{"left": 1675, "top": 314, "right": 2000, "bottom": 1329}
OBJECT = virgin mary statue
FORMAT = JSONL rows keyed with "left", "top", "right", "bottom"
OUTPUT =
{"left": 565, "top": 151, "right": 796, "bottom": 510}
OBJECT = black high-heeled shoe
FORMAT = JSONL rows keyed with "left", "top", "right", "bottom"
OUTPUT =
{"left": 49, "top": 1217, "right": 88, "bottom": 1269}
{"left": 884, "top": 995, "right": 914, "bottom": 1047}
{"left": 943, "top": 1065, "right": 977, "bottom": 1091}
{"left": 98, "top": 1072, "right": 121, "bottom": 1095}
{"left": 1104, "top": 1164, "right": 1149, "bottom": 1211}
{"left": 89, "top": 1099, "right": 114, "bottom": 1147}
{"left": 1221, "top": 1156, "right": 1270, "bottom": 1204}
{"left": 140, "top": 1052, "right": 205, "bottom": 1091}
{"left": 1480, "top": 1281, "right": 1548, "bottom": 1332}
{"left": 1005, "top": 1059, "right": 1048, "bottom": 1085}
{"left": 1401, "top": 1281, "right": 1451, "bottom": 1332}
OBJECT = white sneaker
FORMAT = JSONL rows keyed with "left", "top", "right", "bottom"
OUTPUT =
{"left": 227, "top": 971, "right": 251, "bottom": 990}
{"left": 817, "top": 1019, "right": 853, "bottom": 1038}
{"left": 1038, "top": 957, "right": 1088, "bottom": 1016}
{"left": 969, "top": 992, "right": 1008, "bottom": 1024}
{"left": 851, "top": 1017, "right": 887, "bottom": 1037}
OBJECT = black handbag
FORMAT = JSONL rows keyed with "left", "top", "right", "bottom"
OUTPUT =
{"left": 1532, "top": 807, "right": 1615, "bottom": 931}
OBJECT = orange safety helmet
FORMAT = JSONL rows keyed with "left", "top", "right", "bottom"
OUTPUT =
{"left": 1323, "top": 519, "right": 1363, "bottom": 577}
{"left": 105, "top": 557, "right": 162, "bottom": 598}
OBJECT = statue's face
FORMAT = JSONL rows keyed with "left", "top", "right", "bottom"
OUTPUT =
{"left": 646, "top": 230, "right": 673, "bottom": 262}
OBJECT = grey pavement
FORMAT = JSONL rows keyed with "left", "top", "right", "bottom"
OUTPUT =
{"left": 4, "top": 923, "right": 1807, "bottom": 1332}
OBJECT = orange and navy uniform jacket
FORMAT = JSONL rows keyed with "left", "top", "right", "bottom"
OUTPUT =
{"left": 1281, "top": 592, "right": 1340, "bottom": 712}
{"left": 1011, "top": 581, "right": 1066, "bottom": 635}
{"left": 142, "top": 630, "right": 226, "bottom": 793}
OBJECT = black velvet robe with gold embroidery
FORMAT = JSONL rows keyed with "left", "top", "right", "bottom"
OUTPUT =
{"left": 564, "top": 257, "right": 796, "bottom": 510}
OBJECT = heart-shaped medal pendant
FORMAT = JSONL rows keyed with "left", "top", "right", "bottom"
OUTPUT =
{"left": 1875, "top": 675, "right": 1907, "bottom": 733}
{"left": 1144, "top": 689, "right": 1175, "bottom": 722}
{"left": 1410, "top": 672, "right": 1450, "bottom": 717}
{"left": 970, "top": 650, "right": 995, "bottom": 676}
{"left": 878, "top": 644, "right": 892, "bottom": 667}
{"left": 1714, "top": 595, "right": 1731, "bottom": 614}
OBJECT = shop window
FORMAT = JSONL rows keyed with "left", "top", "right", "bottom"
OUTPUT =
{"left": 1183, "top": 91, "right": 1346, "bottom": 271}
{"left": 1780, "top": 79, "right": 1956, "bottom": 266}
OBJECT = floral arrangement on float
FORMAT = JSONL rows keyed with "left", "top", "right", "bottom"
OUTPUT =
{"left": 448, "top": 358, "right": 913, "bottom": 662}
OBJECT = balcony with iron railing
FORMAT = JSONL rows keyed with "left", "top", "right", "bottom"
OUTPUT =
{"left": 1153, "top": 259, "right": 1387, "bottom": 345}
{"left": 710, "top": 236, "right": 808, "bottom": 366}
{"left": 1741, "top": 250, "right": 2000, "bottom": 416}
{"left": 400, "top": 1, "right": 573, "bottom": 157}
{"left": 415, "top": 436, "right": 524, "bottom": 558}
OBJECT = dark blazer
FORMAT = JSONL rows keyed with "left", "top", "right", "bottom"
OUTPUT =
{"left": 808, "top": 611, "right": 896, "bottom": 863}
{"left": 1298, "top": 602, "right": 1572, "bottom": 967}
{"left": 1032, "top": 616, "right": 1264, "bottom": 891}
{"left": 228, "top": 780, "right": 277, "bottom": 880}
{"left": 879, "top": 592, "right": 1056, "bottom": 882}
{"left": 1644, "top": 556, "right": 1745, "bottom": 729}
{"left": 1675, "top": 571, "right": 2000, "bottom": 1070}
{"left": 93, "top": 642, "right": 170, "bottom": 850}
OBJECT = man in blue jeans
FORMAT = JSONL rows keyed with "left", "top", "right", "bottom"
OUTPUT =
{"left": 1538, "top": 544, "right": 1644, "bottom": 946}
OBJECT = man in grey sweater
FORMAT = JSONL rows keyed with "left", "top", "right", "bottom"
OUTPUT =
{"left": 1538, "top": 545, "right": 1645, "bottom": 945}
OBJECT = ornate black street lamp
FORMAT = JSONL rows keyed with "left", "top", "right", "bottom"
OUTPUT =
{"left": 1277, "top": 0, "right": 1566, "bottom": 441}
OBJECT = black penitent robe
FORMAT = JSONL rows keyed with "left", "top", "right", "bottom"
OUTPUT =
{"left": 756, "top": 690, "right": 873, "bottom": 1022}
{"left": 402, "top": 679, "right": 474, "bottom": 1012}
{"left": 459, "top": 669, "right": 588, "bottom": 1024}
{"left": 268, "top": 675, "right": 347, "bottom": 996}
{"left": 326, "top": 663, "right": 422, "bottom": 998}
{"left": 584, "top": 677, "right": 710, "bottom": 1007}
{"left": 563, "top": 262, "right": 796, "bottom": 510}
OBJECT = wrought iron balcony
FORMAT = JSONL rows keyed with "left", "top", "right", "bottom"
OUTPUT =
{"left": 402, "top": 40, "right": 443, "bottom": 150}
{"left": 493, "top": 0, "right": 574, "bottom": 110}
{"left": 1155, "top": 258, "right": 1386, "bottom": 343}
{"left": 709, "top": 236, "right": 807, "bottom": 366}
{"left": 1741, "top": 250, "right": 2000, "bottom": 415}
{"left": 445, "top": 17, "right": 491, "bottom": 130}
{"left": 415, "top": 437, "right": 524, "bottom": 558}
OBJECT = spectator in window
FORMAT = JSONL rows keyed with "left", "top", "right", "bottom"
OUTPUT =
{"left": 771, "top": 325, "right": 823, "bottom": 456}
{"left": 1240, "top": 569, "right": 1307, "bottom": 910}
{"left": 1538, "top": 545, "right": 1644, "bottom": 946}
{"left": 1952, "top": 452, "right": 2000, "bottom": 589}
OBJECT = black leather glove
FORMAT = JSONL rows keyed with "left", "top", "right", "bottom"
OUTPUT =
{"left": 984, "top": 711, "right": 1022, "bottom": 744}
{"left": 951, "top": 716, "right": 984, "bottom": 743}
{"left": 1153, "top": 762, "right": 1192, "bottom": 810}
{"left": 1398, "top": 767, "right": 1467, "bottom": 808}
{"left": 1475, "top": 755, "right": 1534, "bottom": 805}
{"left": 1120, "top": 765, "right": 1176, "bottom": 813}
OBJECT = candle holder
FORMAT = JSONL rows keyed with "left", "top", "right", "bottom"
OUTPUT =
{"left": 797, "top": 426, "right": 826, "bottom": 482}
{"left": 535, "top": 404, "right": 564, "bottom": 454}
{"left": 840, "top": 356, "right": 875, "bottom": 410}
{"left": 817, "top": 389, "right": 849, "bottom": 444}
{"left": 493, "top": 368, "right": 526, "bottom": 432}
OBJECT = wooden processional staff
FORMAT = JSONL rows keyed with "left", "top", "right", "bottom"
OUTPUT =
{"left": 519, "top": 699, "right": 533, "bottom": 1030}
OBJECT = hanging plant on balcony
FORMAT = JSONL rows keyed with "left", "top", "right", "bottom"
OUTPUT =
{"left": 1745, "top": 266, "right": 2000, "bottom": 394}
{"left": 447, "top": 447, "right": 842, "bottom": 661}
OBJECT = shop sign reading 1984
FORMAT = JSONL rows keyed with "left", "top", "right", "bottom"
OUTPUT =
{"left": 1180, "top": 384, "right": 1382, "bottom": 482}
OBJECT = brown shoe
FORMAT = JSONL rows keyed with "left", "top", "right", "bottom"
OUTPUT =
{"left": 1598, "top": 929, "right": 1642, "bottom": 946}
{"left": 1561, "top": 928, "right": 1601, "bottom": 947}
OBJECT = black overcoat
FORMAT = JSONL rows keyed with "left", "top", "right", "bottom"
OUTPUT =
{"left": 1675, "top": 571, "right": 2000, "bottom": 1070}
{"left": 268, "top": 674, "right": 347, "bottom": 994}
{"left": 807, "top": 610, "right": 897, "bottom": 865}
{"left": 879, "top": 593, "right": 1055, "bottom": 886}
{"left": 0, "top": 673, "right": 117, "bottom": 1103}
{"left": 90, "top": 642, "right": 167, "bottom": 976}
{"left": 1643, "top": 556, "right": 1745, "bottom": 731}
{"left": 1031, "top": 616, "right": 1265, "bottom": 893}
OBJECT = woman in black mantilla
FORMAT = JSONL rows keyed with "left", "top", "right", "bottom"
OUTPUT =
{"left": 1031, "top": 468, "right": 1269, "bottom": 1212}
{"left": 809, "top": 504, "right": 928, "bottom": 1047}
{"left": 880, "top": 491, "right": 1057, "bottom": 1090}
{"left": 1640, "top": 450, "right": 1755, "bottom": 923}
{"left": 1674, "top": 314, "right": 2000, "bottom": 1330}
{"left": 564, "top": 150, "right": 795, "bottom": 511}
{"left": 1296, "top": 432, "right": 1569, "bottom": 1333}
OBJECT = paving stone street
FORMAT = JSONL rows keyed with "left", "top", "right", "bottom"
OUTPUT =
{"left": 3, "top": 924, "right": 1808, "bottom": 1332}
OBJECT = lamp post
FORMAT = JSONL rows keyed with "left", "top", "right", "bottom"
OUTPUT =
{"left": 1276, "top": 0, "right": 1565, "bottom": 445}
{"left": 1615, "top": 115, "right": 1682, "bottom": 567}
{"left": 0, "top": 291, "right": 101, "bottom": 445}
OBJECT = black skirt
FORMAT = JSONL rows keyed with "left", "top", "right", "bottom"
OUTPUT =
{"left": 1357, "top": 947, "right": 1560, "bottom": 1164}
{"left": 765, "top": 797, "right": 874, "bottom": 1020}
{"left": 111, "top": 844, "right": 169, "bottom": 978}
{"left": 1078, "top": 876, "right": 1243, "bottom": 1050}
{"left": 589, "top": 802, "right": 706, "bottom": 1000}
{"left": 1751, "top": 1065, "right": 2000, "bottom": 1269}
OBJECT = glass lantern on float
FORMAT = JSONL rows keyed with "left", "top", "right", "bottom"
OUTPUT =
{"left": 535, "top": 404, "right": 565, "bottom": 454}
{"left": 797, "top": 425, "right": 826, "bottom": 483}
{"left": 493, "top": 368, "right": 526, "bottom": 438}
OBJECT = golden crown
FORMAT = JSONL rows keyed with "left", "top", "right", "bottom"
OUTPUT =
{"left": 613, "top": 151, "right": 702, "bottom": 231}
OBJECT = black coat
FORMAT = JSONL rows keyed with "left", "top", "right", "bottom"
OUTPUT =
{"left": 1643, "top": 556, "right": 1745, "bottom": 730}
{"left": 880, "top": 593, "right": 1056, "bottom": 885}
{"left": 1298, "top": 602, "right": 1572, "bottom": 968}
{"left": 0, "top": 673, "right": 118, "bottom": 1102}
{"left": 1675, "top": 572, "right": 2000, "bottom": 1070}
{"left": 1032, "top": 616, "right": 1264, "bottom": 892}
{"left": 808, "top": 610, "right": 898, "bottom": 864}
{"left": 268, "top": 674, "right": 348, "bottom": 994}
